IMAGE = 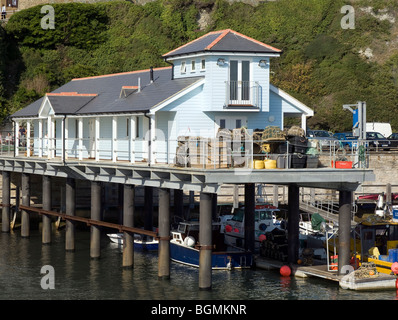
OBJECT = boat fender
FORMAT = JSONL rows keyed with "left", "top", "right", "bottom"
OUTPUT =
{"left": 184, "top": 236, "right": 196, "bottom": 247}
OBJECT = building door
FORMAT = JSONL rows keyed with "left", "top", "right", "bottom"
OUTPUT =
{"left": 229, "top": 60, "right": 251, "bottom": 104}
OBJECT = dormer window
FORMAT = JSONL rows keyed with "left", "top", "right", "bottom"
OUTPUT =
{"left": 180, "top": 61, "right": 186, "bottom": 74}
{"left": 191, "top": 60, "right": 196, "bottom": 72}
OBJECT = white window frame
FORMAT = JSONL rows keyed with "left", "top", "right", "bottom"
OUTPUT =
{"left": 180, "top": 61, "right": 186, "bottom": 74}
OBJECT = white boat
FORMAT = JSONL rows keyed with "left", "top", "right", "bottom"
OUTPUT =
{"left": 107, "top": 233, "right": 158, "bottom": 251}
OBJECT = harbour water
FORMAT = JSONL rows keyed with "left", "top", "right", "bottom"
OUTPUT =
{"left": 0, "top": 227, "right": 397, "bottom": 303}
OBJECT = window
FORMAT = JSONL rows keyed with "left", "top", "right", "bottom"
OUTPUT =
{"left": 219, "top": 119, "right": 226, "bottom": 129}
{"left": 201, "top": 59, "right": 205, "bottom": 70}
{"left": 180, "top": 61, "right": 186, "bottom": 74}
{"left": 236, "top": 119, "right": 242, "bottom": 128}
{"left": 136, "top": 117, "right": 140, "bottom": 138}
{"left": 191, "top": 60, "right": 196, "bottom": 72}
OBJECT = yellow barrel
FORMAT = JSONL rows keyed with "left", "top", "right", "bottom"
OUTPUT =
{"left": 253, "top": 160, "right": 265, "bottom": 169}
{"left": 264, "top": 159, "right": 277, "bottom": 169}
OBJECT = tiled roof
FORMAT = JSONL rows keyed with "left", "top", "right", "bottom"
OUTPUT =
{"left": 12, "top": 67, "right": 201, "bottom": 118}
{"left": 162, "top": 29, "right": 281, "bottom": 58}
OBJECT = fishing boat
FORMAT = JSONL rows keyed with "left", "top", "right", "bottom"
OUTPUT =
{"left": 221, "top": 204, "right": 281, "bottom": 250}
{"left": 170, "top": 221, "right": 253, "bottom": 270}
{"left": 107, "top": 233, "right": 159, "bottom": 251}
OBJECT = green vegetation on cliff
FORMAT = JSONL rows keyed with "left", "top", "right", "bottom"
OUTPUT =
{"left": 2, "top": 0, "right": 398, "bottom": 132}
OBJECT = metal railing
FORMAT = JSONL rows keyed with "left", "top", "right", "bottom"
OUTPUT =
{"left": 0, "top": 134, "right": 385, "bottom": 170}
{"left": 225, "top": 81, "right": 259, "bottom": 107}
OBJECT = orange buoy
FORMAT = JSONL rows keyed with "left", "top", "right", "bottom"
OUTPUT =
{"left": 280, "top": 265, "right": 291, "bottom": 277}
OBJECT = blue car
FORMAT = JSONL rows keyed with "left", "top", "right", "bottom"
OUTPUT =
{"left": 333, "top": 132, "right": 358, "bottom": 150}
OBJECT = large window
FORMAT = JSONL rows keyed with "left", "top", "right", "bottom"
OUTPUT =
{"left": 229, "top": 59, "right": 251, "bottom": 102}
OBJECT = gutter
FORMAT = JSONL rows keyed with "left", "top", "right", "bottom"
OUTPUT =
{"left": 164, "top": 59, "right": 175, "bottom": 80}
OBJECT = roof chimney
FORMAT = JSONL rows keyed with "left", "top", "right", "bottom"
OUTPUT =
{"left": 150, "top": 67, "right": 154, "bottom": 83}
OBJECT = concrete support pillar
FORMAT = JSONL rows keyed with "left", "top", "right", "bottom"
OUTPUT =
{"left": 42, "top": 175, "right": 52, "bottom": 244}
{"left": 199, "top": 192, "right": 212, "bottom": 290}
{"left": 90, "top": 181, "right": 102, "bottom": 259}
{"left": 338, "top": 190, "right": 352, "bottom": 275}
{"left": 158, "top": 188, "right": 170, "bottom": 279}
{"left": 244, "top": 183, "right": 255, "bottom": 253}
{"left": 21, "top": 173, "right": 30, "bottom": 238}
{"left": 123, "top": 184, "right": 135, "bottom": 268}
{"left": 65, "top": 178, "right": 76, "bottom": 252}
{"left": 144, "top": 186, "right": 153, "bottom": 232}
{"left": 1, "top": 171, "right": 10, "bottom": 233}
{"left": 287, "top": 184, "right": 300, "bottom": 264}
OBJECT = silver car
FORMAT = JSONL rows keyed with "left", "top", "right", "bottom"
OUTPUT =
{"left": 306, "top": 130, "right": 339, "bottom": 150}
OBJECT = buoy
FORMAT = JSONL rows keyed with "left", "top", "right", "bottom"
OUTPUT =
{"left": 233, "top": 228, "right": 239, "bottom": 233}
{"left": 391, "top": 262, "right": 398, "bottom": 274}
{"left": 259, "top": 234, "right": 266, "bottom": 242}
{"left": 297, "top": 259, "right": 302, "bottom": 265}
{"left": 225, "top": 225, "right": 232, "bottom": 233}
{"left": 280, "top": 265, "right": 291, "bottom": 277}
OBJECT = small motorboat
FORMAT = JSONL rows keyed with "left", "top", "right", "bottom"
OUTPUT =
{"left": 107, "top": 233, "right": 158, "bottom": 251}
{"left": 170, "top": 221, "right": 253, "bottom": 270}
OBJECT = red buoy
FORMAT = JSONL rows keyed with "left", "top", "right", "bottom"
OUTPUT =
{"left": 280, "top": 265, "right": 291, "bottom": 277}
{"left": 259, "top": 234, "right": 266, "bottom": 242}
{"left": 391, "top": 262, "right": 398, "bottom": 274}
{"left": 225, "top": 225, "right": 232, "bottom": 233}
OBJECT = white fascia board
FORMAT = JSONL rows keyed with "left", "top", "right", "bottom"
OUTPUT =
{"left": 149, "top": 78, "right": 205, "bottom": 115}
{"left": 37, "top": 96, "right": 54, "bottom": 118}
{"left": 166, "top": 51, "right": 280, "bottom": 61}
{"left": 270, "top": 84, "right": 314, "bottom": 116}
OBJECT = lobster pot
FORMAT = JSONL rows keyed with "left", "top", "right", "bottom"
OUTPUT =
{"left": 288, "top": 136, "right": 308, "bottom": 154}
{"left": 291, "top": 154, "right": 307, "bottom": 168}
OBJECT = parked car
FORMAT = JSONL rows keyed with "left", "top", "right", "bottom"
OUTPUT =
{"left": 306, "top": 130, "right": 339, "bottom": 150}
{"left": 366, "top": 132, "right": 390, "bottom": 150}
{"left": 333, "top": 132, "right": 358, "bottom": 150}
{"left": 387, "top": 133, "right": 398, "bottom": 148}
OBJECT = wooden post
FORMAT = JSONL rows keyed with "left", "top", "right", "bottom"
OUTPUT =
{"left": 158, "top": 188, "right": 170, "bottom": 279}
{"left": 123, "top": 184, "right": 135, "bottom": 268}
{"left": 1, "top": 171, "right": 10, "bottom": 233}
{"left": 65, "top": 178, "right": 76, "bottom": 251}
{"left": 21, "top": 173, "right": 30, "bottom": 238}
{"left": 287, "top": 184, "right": 300, "bottom": 264}
{"left": 199, "top": 192, "right": 212, "bottom": 290}
{"left": 42, "top": 175, "right": 52, "bottom": 244}
{"left": 338, "top": 190, "right": 352, "bottom": 275}
{"left": 90, "top": 181, "right": 102, "bottom": 259}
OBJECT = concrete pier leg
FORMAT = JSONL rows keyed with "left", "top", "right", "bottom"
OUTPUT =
{"left": 144, "top": 186, "right": 153, "bottom": 232}
{"left": 199, "top": 192, "right": 212, "bottom": 290}
{"left": 158, "top": 188, "right": 170, "bottom": 279}
{"left": 244, "top": 183, "right": 255, "bottom": 253}
{"left": 338, "top": 190, "right": 352, "bottom": 275}
{"left": 90, "top": 181, "right": 102, "bottom": 259}
{"left": 287, "top": 184, "right": 300, "bottom": 264}
{"left": 21, "top": 173, "right": 30, "bottom": 238}
{"left": 65, "top": 178, "right": 76, "bottom": 252}
{"left": 1, "top": 171, "right": 10, "bottom": 233}
{"left": 42, "top": 175, "right": 52, "bottom": 244}
{"left": 123, "top": 184, "right": 135, "bottom": 268}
